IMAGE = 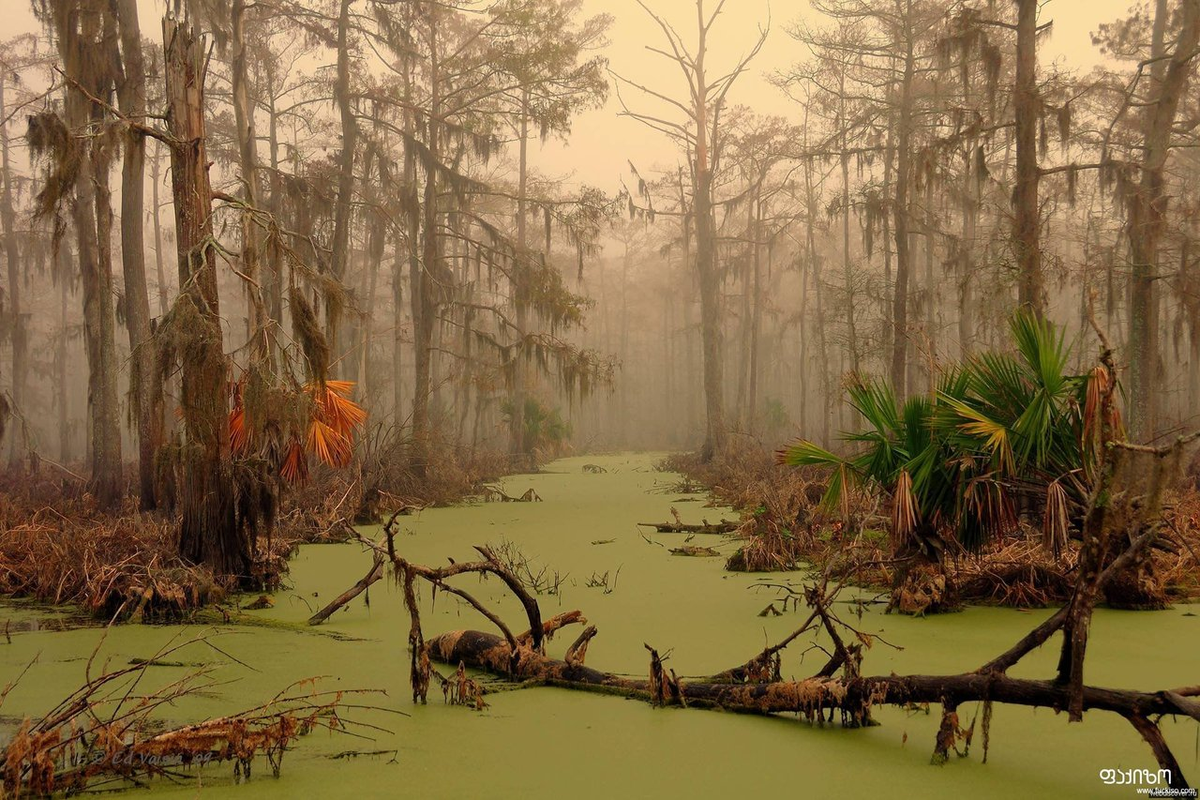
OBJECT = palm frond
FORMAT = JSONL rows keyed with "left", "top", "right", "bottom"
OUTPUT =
{"left": 891, "top": 470, "right": 917, "bottom": 549}
{"left": 1043, "top": 479, "right": 1069, "bottom": 557}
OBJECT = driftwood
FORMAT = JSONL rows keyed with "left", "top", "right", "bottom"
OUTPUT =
{"left": 355, "top": 337, "right": 1200, "bottom": 790}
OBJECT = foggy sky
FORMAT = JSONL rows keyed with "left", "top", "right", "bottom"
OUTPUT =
{"left": 0, "top": 0, "right": 1133, "bottom": 195}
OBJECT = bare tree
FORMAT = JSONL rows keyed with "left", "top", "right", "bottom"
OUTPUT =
{"left": 616, "top": 0, "right": 767, "bottom": 460}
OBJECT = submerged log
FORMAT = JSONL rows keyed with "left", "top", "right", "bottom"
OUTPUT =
{"left": 669, "top": 545, "right": 722, "bottom": 557}
{"left": 637, "top": 520, "right": 737, "bottom": 534}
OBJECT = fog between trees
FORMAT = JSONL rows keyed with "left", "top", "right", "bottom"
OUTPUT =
{"left": 0, "top": 0, "right": 1196, "bottom": 502}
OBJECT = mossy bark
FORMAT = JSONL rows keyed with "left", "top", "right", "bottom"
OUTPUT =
{"left": 164, "top": 19, "right": 250, "bottom": 581}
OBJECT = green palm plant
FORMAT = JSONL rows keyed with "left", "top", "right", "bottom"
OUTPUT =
{"left": 780, "top": 311, "right": 1114, "bottom": 560}
{"left": 501, "top": 397, "right": 573, "bottom": 455}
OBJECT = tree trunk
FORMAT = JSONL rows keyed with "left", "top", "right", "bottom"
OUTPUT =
{"left": 54, "top": 5, "right": 123, "bottom": 506}
{"left": 839, "top": 75, "right": 859, "bottom": 376}
{"left": 410, "top": 9, "right": 441, "bottom": 476}
{"left": 1013, "top": 0, "right": 1043, "bottom": 314}
{"left": 396, "top": 49, "right": 419, "bottom": 429}
{"left": 1128, "top": 0, "right": 1200, "bottom": 442}
{"left": 804, "top": 155, "right": 831, "bottom": 446}
{"left": 890, "top": 9, "right": 914, "bottom": 401}
{"left": 882, "top": 112, "right": 894, "bottom": 361}
{"left": 959, "top": 143, "right": 977, "bottom": 357}
{"left": 747, "top": 204, "right": 764, "bottom": 430}
{"left": 231, "top": 0, "right": 268, "bottom": 360}
{"left": 923, "top": 179, "right": 936, "bottom": 394}
{"left": 328, "top": 0, "right": 357, "bottom": 374}
{"left": 151, "top": 141, "right": 169, "bottom": 316}
{"left": 57, "top": 246, "right": 71, "bottom": 464}
{"left": 164, "top": 18, "right": 249, "bottom": 580}
{"left": 735, "top": 188, "right": 754, "bottom": 425}
{"left": 693, "top": 12, "right": 726, "bottom": 461}
{"left": 116, "top": 0, "right": 160, "bottom": 509}
{"left": 265, "top": 79, "right": 284, "bottom": 326}
{"left": 510, "top": 91, "right": 532, "bottom": 464}
{"left": 391, "top": 226, "right": 406, "bottom": 424}
{"left": 0, "top": 80, "right": 24, "bottom": 464}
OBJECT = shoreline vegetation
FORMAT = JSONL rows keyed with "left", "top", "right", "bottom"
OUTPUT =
{"left": 0, "top": 439, "right": 516, "bottom": 622}
{"left": 665, "top": 446, "right": 1200, "bottom": 611}
{"left": 1, "top": 437, "right": 1198, "bottom": 795}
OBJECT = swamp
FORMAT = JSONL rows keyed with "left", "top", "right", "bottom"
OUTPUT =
{"left": 1, "top": 0, "right": 1200, "bottom": 798}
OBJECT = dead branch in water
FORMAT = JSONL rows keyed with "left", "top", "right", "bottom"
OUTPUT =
{"left": 0, "top": 632, "right": 391, "bottom": 796}
{"left": 636, "top": 519, "right": 738, "bottom": 534}
{"left": 307, "top": 508, "right": 410, "bottom": 626}
{"left": 307, "top": 549, "right": 385, "bottom": 626}
{"left": 482, "top": 485, "right": 542, "bottom": 503}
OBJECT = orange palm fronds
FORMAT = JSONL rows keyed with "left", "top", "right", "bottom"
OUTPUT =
{"left": 229, "top": 404, "right": 250, "bottom": 455}
{"left": 303, "top": 381, "right": 366, "bottom": 471}
{"left": 226, "top": 378, "right": 367, "bottom": 482}
{"left": 280, "top": 441, "right": 308, "bottom": 483}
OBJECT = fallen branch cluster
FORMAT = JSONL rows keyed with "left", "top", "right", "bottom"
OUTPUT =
{"left": 0, "top": 634, "right": 387, "bottom": 797}
{"left": 482, "top": 486, "right": 542, "bottom": 503}
{"left": 392, "top": 538, "right": 1199, "bottom": 788}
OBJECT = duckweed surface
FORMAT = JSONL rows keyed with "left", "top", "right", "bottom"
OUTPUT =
{"left": 2, "top": 454, "right": 1196, "bottom": 798}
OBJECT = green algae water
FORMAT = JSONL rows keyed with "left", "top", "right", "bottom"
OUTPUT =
{"left": 2, "top": 453, "right": 1197, "bottom": 798}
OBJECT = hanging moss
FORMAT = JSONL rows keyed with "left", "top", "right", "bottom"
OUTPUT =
{"left": 289, "top": 285, "right": 331, "bottom": 382}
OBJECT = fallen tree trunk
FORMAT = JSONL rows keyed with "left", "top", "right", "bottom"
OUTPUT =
{"left": 429, "top": 627, "right": 1199, "bottom": 723}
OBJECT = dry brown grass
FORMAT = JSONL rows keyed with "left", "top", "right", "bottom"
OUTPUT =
{"left": 953, "top": 537, "right": 1077, "bottom": 607}
{"left": 1159, "top": 490, "right": 1200, "bottom": 600}
{"left": 663, "top": 446, "right": 861, "bottom": 575}
{"left": 346, "top": 426, "right": 513, "bottom": 523}
{"left": 0, "top": 432, "right": 521, "bottom": 622}
{"left": 0, "top": 466, "right": 224, "bottom": 620}
{"left": 0, "top": 465, "right": 296, "bottom": 620}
